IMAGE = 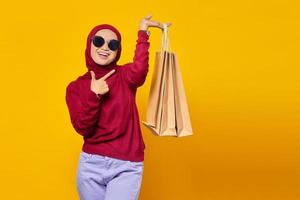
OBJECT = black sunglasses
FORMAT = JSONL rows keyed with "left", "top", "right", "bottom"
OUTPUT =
{"left": 92, "top": 36, "right": 120, "bottom": 51}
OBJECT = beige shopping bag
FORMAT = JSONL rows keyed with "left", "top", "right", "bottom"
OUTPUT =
{"left": 142, "top": 24, "right": 193, "bottom": 137}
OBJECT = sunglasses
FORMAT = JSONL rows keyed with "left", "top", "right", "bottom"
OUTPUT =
{"left": 92, "top": 36, "right": 120, "bottom": 51}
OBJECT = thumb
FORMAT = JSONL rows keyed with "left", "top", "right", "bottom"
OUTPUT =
{"left": 90, "top": 71, "right": 96, "bottom": 81}
{"left": 144, "top": 14, "right": 152, "bottom": 20}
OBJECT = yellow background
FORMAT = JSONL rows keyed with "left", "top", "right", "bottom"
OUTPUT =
{"left": 0, "top": 0, "right": 299, "bottom": 199}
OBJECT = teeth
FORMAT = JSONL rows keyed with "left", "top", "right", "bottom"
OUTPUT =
{"left": 98, "top": 52, "right": 109, "bottom": 56}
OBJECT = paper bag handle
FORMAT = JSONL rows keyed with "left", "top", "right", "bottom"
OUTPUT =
{"left": 161, "top": 23, "right": 172, "bottom": 52}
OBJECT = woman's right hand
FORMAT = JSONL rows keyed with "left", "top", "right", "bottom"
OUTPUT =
{"left": 90, "top": 70, "right": 115, "bottom": 95}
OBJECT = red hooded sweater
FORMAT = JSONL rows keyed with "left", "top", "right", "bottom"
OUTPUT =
{"left": 65, "top": 24, "right": 149, "bottom": 162}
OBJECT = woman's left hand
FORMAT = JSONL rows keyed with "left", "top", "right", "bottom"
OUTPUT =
{"left": 139, "top": 15, "right": 172, "bottom": 31}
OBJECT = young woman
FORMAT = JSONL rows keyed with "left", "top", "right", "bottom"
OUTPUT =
{"left": 65, "top": 15, "right": 171, "bottom": 200}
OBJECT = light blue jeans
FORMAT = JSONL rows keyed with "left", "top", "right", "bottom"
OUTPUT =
{"left": 76, "top": 151, "right": 144, "bottom": 200}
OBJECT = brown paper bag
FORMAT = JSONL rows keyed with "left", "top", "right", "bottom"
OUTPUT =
{"left": 142, "top": 24, "right": 193, "bottom": 137}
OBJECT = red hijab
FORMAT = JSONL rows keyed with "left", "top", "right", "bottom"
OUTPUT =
{"left": 84, "top": 24, "right": 122, "bottom": 78}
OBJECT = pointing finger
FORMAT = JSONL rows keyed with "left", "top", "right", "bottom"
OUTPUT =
{"left": 144, "top": 14, "right": 152, "bottom": 20}
{"left": 100, "top": 69, "right": 116, "bottom": 80}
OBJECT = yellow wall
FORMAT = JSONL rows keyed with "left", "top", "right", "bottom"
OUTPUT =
{"left": 0, "top": 0, "right": 299, "bottom": 199}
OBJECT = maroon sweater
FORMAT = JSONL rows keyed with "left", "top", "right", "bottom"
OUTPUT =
{"left": 65, "top": 30, "right": 149, "bottom": 162}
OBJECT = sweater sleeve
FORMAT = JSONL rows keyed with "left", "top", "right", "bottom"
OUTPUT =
{"left": 65, "top": 80, "right": 101, "bottom": 137}
{"left": 123, "top": 30, "right": 150, "bottom": 88}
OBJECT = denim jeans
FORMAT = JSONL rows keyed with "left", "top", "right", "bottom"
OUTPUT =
{"left": 76, "top": 151, "right": 144, "bottom": 200}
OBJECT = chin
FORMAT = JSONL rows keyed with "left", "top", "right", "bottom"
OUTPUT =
{"left": 96, "top": 59, "right": 113, "bottom": 66}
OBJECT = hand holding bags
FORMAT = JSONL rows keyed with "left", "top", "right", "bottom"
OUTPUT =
{"left": 142, "top": 24, "right": 193, "bottom": 137}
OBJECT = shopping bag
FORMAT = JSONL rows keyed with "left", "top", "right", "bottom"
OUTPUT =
{"left": 142, "top": 24, "right": 193, "bottom": 137}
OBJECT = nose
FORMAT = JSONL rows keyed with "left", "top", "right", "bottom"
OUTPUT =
{"left": 101, "top": 41, "right": 109, "bottom": 51}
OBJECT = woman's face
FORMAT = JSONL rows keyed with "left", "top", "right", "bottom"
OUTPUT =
{"left": 90, "top": 29, "right": 119, "bottom": 66}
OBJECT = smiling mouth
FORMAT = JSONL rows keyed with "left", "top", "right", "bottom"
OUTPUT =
{"left": 97, "top": 52, "right": 110, "bottom": 59}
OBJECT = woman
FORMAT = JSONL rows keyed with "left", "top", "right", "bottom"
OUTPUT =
{"left": 65, "top": 15, "right": 171, "bottom": 200}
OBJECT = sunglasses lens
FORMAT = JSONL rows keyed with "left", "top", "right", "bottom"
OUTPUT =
{"left": 108, "top": 40, "right": 120, "bottom": 51}
{"left": 92, "top": 36, "right": 104, "bottom": 47}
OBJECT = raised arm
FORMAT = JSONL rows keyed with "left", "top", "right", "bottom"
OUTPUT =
{"left": 123, "top": 15, "right": 171, "bottom": 88}
{"left": 123, "top": 30, "right": 150, "bottom": 88}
